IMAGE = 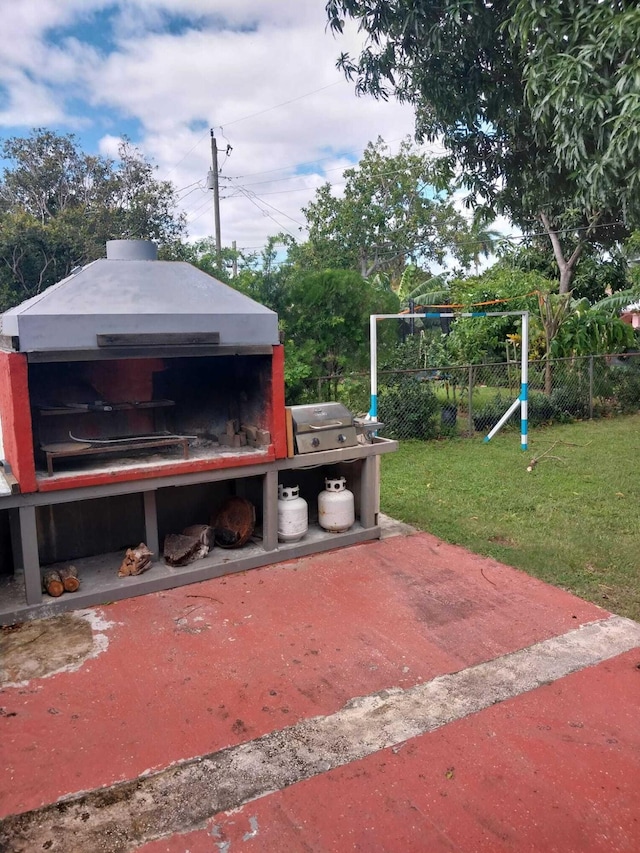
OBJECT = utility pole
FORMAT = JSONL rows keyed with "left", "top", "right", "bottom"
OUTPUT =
{"left": 209, "top": 129, "right": 222, "bottom": 266}
{"left": 232, "top": 240, "right": 237, "bottom": 278}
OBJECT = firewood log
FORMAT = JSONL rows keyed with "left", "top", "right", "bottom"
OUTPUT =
{"left": 164, "top": 533, "right": 208, "bottom": 567}
{"left": 118, "top": 543, "right": 153, "bottom": 577}
{"left": 43, "top": 570, "right": 64, "bottom": 597}
{"left": 58, "top": 565, "right": 80, "bottom": 592}
{"left": 182, "top": 524, "right": 215, "bottom": 550}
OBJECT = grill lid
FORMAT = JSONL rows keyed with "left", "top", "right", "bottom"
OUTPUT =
{"left": 289, "top": 402, "right": 354, "bottom": 433}
{"left": 289, "top": 403, "right": 357, "bottom": 453}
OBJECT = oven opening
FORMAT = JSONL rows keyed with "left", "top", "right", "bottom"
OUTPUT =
{"left": 28, "top": 354, "right": 274, "bottom": 479}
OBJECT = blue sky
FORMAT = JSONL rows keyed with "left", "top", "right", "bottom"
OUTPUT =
{"left": 0, "top": 0, "right": 429, "bottom": 251}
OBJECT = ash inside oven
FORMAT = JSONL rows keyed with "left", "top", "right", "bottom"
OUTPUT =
{"left": 28, "top": 353, "right": 275, "bottom": 476}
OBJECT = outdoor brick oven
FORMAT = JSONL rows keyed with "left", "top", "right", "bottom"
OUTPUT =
{"left": 0, "top": 239, "right": 286, "bottom": 492}
{"left": 0, "top": 241, "right": 396, "bottom": 625}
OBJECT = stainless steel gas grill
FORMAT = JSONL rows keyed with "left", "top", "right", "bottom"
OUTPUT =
{"left": 289, "top": 403, "right": 358, "bottom": 454}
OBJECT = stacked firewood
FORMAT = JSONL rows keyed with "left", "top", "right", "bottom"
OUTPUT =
{"left": 42, "top": 565, "right": 80, "bottom": 597}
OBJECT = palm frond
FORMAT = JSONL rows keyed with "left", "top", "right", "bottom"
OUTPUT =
{"left": 403, "top": 273, "right": 450, "bottom": 305}
{"left": 593, "top": 287, "right": 640, "bottom": 313}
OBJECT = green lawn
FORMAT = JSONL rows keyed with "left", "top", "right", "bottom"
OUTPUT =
{"left": 380, "top": 414, "right": 640, "bottom": 620}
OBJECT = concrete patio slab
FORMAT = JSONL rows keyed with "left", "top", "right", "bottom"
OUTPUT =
{"left": 1, "top": 530, "right": 638, "bottom": 852}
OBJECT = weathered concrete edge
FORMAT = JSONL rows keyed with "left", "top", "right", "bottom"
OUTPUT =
{"left": 2, "top": 615, "right": 639, "bottom": 853}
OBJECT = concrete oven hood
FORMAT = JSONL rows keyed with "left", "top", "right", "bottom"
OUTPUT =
{"left": 0, "top": 240, "right": 279, "bottom": 355}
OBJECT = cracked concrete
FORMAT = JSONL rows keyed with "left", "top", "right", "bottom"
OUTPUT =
{"left": 2, "top": 615, "right": 638, "bottom": 853}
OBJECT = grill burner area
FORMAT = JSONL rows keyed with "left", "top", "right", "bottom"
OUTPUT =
{"left": 290, "top": 403, "right": 358, "bottom": 453}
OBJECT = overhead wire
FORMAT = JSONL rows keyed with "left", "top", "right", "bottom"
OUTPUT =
{"left": 159, "top": 81, "right": 350, "bottom": 182}
{"left": 278, "top": 213, "right": 628, "bottom": 269}
{"left": 215, "top": 81, "right": 342, "bottom": 130}
{"left": 232, "top": 186, "right": 299, "bottom": 239}
{"left": 225, "top": 178, "right": 307, "bottom": 230}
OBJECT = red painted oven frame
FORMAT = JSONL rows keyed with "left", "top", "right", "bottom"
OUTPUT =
{"left": 0, "top": 345, "right": 287, "bottom": 495}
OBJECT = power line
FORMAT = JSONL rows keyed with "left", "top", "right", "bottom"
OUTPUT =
{"left": 160, "top": 81, "right": 350, "bottom": 181}
{"left": 232, "top": 186, "right": 299, "bottom": 239}
{"left": 226, "top": 178, "right": 307, "bottom": 230}
{"left": 163, "top": 129, "right": 210, "bottom": 180}
{"left": 224, "top": 137, "right": 424, "bottom": 186}
{"left": 222, "top": 219, "right": 617, "bottom": 266}
{"left": 215, "top": 81, "right": 342, "bottom": 130}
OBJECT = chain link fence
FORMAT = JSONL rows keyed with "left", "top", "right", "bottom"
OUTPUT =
{"left": 294, "top": 353, "right": 640, "bottom": 441}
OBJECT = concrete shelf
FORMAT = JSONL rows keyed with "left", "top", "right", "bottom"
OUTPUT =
{"left": 0, "top": 439, "right": 397, "bottom": 625}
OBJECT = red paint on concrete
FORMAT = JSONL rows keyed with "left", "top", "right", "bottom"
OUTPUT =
{"left": 270, "top": 344, "right": 287, "bottom": 459}
{"left": 0, "top": 351, "right": 36, "bottom": 493}
{"left": 138, "top": 649, "right": 640, "bottom": 853}
{"left": 0, "top": 533, "right": 606, "bottom": 818}
{"left": 35, "top": 447, "right": 275, "bottom": 492}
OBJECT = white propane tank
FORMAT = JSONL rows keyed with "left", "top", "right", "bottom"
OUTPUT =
{"left": 277, "top": 484, "right": 308, "bottom": 542}
{"left": 318, "top": 477, "right": 355, "bottom": 533}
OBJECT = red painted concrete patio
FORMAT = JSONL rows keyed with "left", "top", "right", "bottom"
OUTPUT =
{"left": 1, "top": 529, "right": 639, "bottom": 851}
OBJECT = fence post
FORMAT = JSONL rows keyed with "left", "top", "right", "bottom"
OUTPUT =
{"left": 468, "top": 365, "right": 473, "bottom": 435}
{"left": 589, "top": 355, "right": 594, "bottom": 419}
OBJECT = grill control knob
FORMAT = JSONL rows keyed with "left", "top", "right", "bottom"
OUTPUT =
{"left": 337, "top": 433, "right": 346, "bottom": 443}
{"left": 312, "top": 437, "right": 320, "bottom": 447}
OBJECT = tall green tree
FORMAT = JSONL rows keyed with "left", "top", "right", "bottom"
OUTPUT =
{"left": 0, "top": 129, "right": 185, "bottom": 307}
{"left": 298, "top": 137, "right": 472, "bottom": 283}
{"left": 326, "top": 0, "right": 640, "bottom": 293}
{"left": 280, "top": 269, "right": 399, "bottom": 400}
{"left": 500, "top": 240, "right": 630, "bottom": 304}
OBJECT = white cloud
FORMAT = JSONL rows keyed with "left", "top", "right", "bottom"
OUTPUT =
{"left": 0, "top": 1, "right": 438, "bottom": 252}
{"left": 0, "top": 72, "right": 66, "bottom": 127}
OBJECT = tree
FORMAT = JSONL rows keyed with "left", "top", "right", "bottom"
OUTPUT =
{"left": 513, "top": 1, "right": 640, "bottom": 226}
{"left": 0, "top": 129, "right": 185, "bottom": 305}
{"left": 467, "top": 221, "right": 502, "bottom": 276}
{"left": 325, "top": 1, "right": 640, "bottom": 293}
{"left": 280, "top": 269, "right": 399, "bottom": 400}
{"left": 500, "top": 240, "right": 630, "bottom": 304}
{"left": 299, "top": 137, "right": 472, "bottom": 282}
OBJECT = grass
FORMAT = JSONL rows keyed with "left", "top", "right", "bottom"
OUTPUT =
{"left": 380, "top": 413, "right": 640, "bottom": 621}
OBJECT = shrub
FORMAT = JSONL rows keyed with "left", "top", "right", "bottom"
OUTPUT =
{"left": 610, "top": 364, "right": 640, "bottom": 413}
{"left": 378, "top": 378, "right": 439, "bottom": 440}
{"left": 527, "top": 392, "right": 556, "bottom": 425}
{"left": 336, "top": 376, "right": 371, "bottom": 416}
{"left": 550, "top": 385, "right": 589, "bottom": 420}
{"left": 472, "top": 393, "right": 517, "bottom": 432}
